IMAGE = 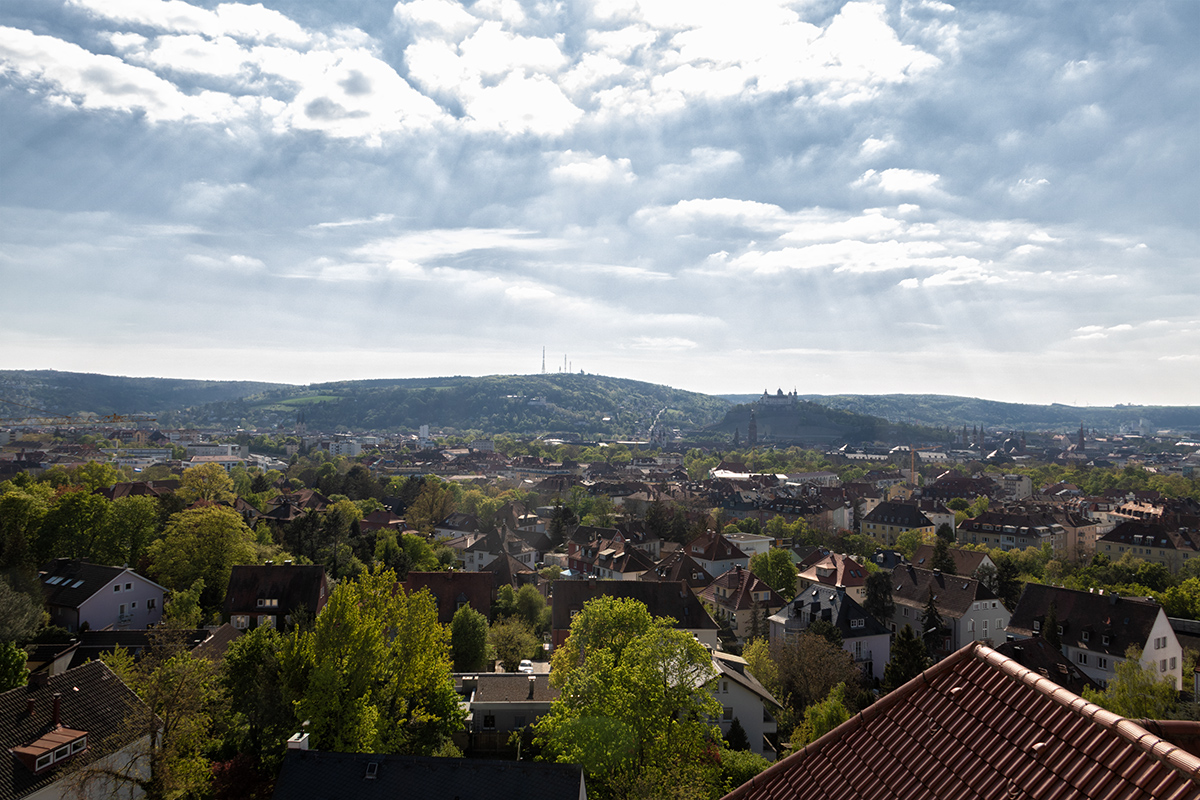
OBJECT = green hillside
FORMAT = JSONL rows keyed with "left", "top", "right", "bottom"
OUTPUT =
{"left": 712, "top": 400, "right": 953, "bottom": 446}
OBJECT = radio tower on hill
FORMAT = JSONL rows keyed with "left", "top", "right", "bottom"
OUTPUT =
{"left": 542, "top": 347, "right": 546, "bottom": 374}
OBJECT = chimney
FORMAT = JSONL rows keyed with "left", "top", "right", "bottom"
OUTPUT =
{"left": 26, "top": 697, "right": 34, "bottom": 715}
{"left": 287, "top": 732, "right": 310, "bottom": 751}
{"left": 52, "top": 693, "right": 61, "bottom": 726}
{"left": 528, "top": 676, "right": 536, "bottom": 700}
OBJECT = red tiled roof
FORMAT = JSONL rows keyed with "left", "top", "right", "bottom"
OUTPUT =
{"left": 722, "top": 642, "right": 1200, "bottom": 800}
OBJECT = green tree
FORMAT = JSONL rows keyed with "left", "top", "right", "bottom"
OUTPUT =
{"left": 0, "top": 482, "right": 52, "bottom": 569}
{"left": 281, "top": 567, "right": 463, "bottom": 754}
{"left": 863, "top": 570, "right": 895, "bottom": 624}
{"left": 535, "top": 597, "right": 720, "bottom": 798}
{"left": 0, "top": 641, "right": 29, "bottom": 692}
{"left": 749, "top": 548, "right": 798, "bottom": 597}
{"left": 935, "top": 523, "right": 955, "bottom": 543}
{"left": 921, "top": 589, "right": 944, "bottom": 657}
{"left": 930, "top": 537, "right": 957, "bottom": 575}
{"left": 147, "top": 507, "right": 257, "bottom": 608}
{"left": 724, "top": 716, "right": 749, "bottom": 751}
{"left": 178, "top": 462, "right": 236, "bottom": 505}
{"left": 450, "top": 605, "right": 491, "bottom": 672}
{"left": 1082, "top": 647, "right": 1178, "bottom": 719}
{"left": 514, "top": 584, "right": 550, "bottom": 635}
{"left": 995, "top": 554, "right": 1022, "bottom": 608}
{"left": 221, "top": 625, "right": 293, "bottom": 768}
{"left": 1043, "top": 602, "right": 1061, "bottom": 649}
{"left": 790, "top": 682, "right": 851, "bottom": 747}
{"left": 99, "top": 635, "right": 225, "bottom": 800}
{"left": 405, "top": 479, "right": 458, "bottom": 536}
{"left": 162, "top": 579, "right": 204, "bottom": 629}
{"left": 36, "top": 490, "right": 111, "bottom": 562}
{"left": 883, "top": 624, "right": 930, "bottom": 692}
{"left": 769, "top": 631, "right": 862, "bottom": 714}
{"left": 489, "top": 617, "right": 539, "bottom": 672}
{"left": 894, "top": 528, "right": 927, "bottom": 560}
{"left": 0, "top": 572, "right": 45, "bottom": 642}
{"left": 105, "top": 494, "right": 161, "bottom": 567}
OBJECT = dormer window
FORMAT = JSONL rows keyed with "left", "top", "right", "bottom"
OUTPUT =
{"left": 1082, "top": 631, "right": 1090, "bottom": 642}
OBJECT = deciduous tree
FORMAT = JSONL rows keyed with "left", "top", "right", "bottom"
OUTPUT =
{"left": 147, "top": 507, "right": 256, "bottom": 608}
{"left": 749, "top": 548, "right": 798, "bottom": 597}
{"left": 178, "top": 462, "right": 236, "bottom": 505}
{"left": 489, "top": 617, "right": 539, "bottom": 672}
{"left": 450, "top": 605, "right": 490, "bottom": 672}
{"left": 281, "top": 568, "right": 462, "bottom": 755}
{"left": 1082, "top": 647, "right": 1178, "bottom": 719}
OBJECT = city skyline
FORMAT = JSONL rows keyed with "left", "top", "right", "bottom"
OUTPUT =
{"left": 2, "top": 0, "right": 1197, "bottom": 406}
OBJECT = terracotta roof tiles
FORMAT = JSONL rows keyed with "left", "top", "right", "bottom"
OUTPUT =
{"left": 723, "top": 643, "right": 1200, "bottom": 800}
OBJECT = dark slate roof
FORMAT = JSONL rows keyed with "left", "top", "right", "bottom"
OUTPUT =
{"left": 551, "top": 580, "right": 718, "bottom": 633}
{"left": 67, "top": 628, "right": 213, "bottom": 669}
{"left": 891, "top": 565, "right": 997, "bottom": 618}
{"left": 1008, "top": 583, "right": 1165, "bottom": 658}
{"left": 994, "top": 638, "right": 1101, "bottom": 696}
{"left": 0, "top": 661, "right": 150, "bottom": 800}
{"left": 272, "top": 749, "right": 585, "bottom": 800}
{"left": 39, "top": 559, "right": 160, "bottom": 609}
{"left": 402, "top": 571, "right": 495, "bottom": 625}
{"left": 861, "top": 501, "right": 934, "bottom": 529}
{"left": 642, "top": 549, "right": 714, "bottom": 589}
{"left": 779, "top": 584, "right": 890, "bottom": 640}
{"left": 721, "top": 643, "right": 1200, "bottom": 800}
{"left": 222, "top": 564, "right": 328, "bottom": 619}
{"left": 471, "top": 674, "right": 560, "bottom": 703}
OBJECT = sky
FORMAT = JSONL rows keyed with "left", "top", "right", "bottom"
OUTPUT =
{"left": 2, "top": 0, "right": 1198, "bottom": 406}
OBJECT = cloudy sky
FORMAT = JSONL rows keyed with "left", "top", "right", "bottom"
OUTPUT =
{"left": 2, "top": 0, "right": 1197, "bottom": 405}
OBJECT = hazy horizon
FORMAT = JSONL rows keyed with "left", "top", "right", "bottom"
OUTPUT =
{"left": 3, "top": 0, "right": 1197, "bottom": 406}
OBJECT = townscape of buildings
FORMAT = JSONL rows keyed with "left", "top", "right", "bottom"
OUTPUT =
{"left": 3, "top": 403, "right": 1200, "bottom": 799}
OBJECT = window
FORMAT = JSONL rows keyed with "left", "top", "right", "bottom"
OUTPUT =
{"left": 148, "top": 598, "right": 156, "bottom": 609}
{"left": 903, "top": 608, "right": 910, "bottom": 618}
{"left": 483, "top": 714, "right": 496, "bottom": 729}
{"left": 124, "top": 583, "right": 132, "bottom": 591}
{"left": 722, "top": 681, "right": 729, "bottom": 694}
{"left": 54, "top": 745, "right": 70, "bottom": 761}
{"left": 131, "top": 602, "right": 137, "bottom": 610}
{"left": 1102, "top": 634, "right": 1110, "bottom": 646}
{"left": 258, "top": 615, "right": 276, "bottom": 629}
{"left": 1077, "top": 653, "right": 1088, "bottom": 665}
{"left": 231, "top": 615, "right": 249, "bottom": 629}
{"left": 70, "top": 737, "right": 87, "bottom": 754}
{"left": 1098, "top": 657, "right": 1108, "bottom": 669}
{"left": 1082, "top": 631, "right": 1089, "bottom": 642}
{"left": 1170, "top": 657, "right": 1177, "bottom": 670}
{"left": 968, "top": 619, "right": 975, "bottom": 632}
{"left": 1033, "top": 620, "right": 1041, "bottom": 631}
{"left": 257, "top": 598, "right": 265, "bottom": 607}
{"left": 114, "top": 585, "right": 120, "bottom": 593}
{"left": 723, "top": 707, "right": 733, "bottom": 721}
{"left": 36, "top": 754, "right": 52, "bottom": 771}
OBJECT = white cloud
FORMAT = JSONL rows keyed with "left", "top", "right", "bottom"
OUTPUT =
{"left": 855, "top": 168, "right": 942, "bottom": 194}
{"left": 551, "top": 151, "right": 635, "bottom": 183}
{"left": 0, "top": 26, "right": 245, "bottom": 122}
{"left": 68, "top": 0, "right": 310, "bottom": 45}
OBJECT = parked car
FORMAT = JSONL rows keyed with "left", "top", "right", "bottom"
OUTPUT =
{"left": 517, "top": 659, "right": 534, "bottom": 673}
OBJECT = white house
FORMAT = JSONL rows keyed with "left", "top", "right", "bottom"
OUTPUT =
{"left": 711, "top": 651, "right": 781, "bottom": 760}
{"left": 41, "top": 559, "right": 165, "bottom": 632}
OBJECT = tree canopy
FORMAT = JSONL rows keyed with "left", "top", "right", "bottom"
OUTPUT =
{"left": 536, "top": 596, "right": 720, "bottom": 798}
{"left": 749, "top": 548, "right": 798, "bottom": 598}
{"left": 281, "top": 567, "right": 463, "bottom": 755}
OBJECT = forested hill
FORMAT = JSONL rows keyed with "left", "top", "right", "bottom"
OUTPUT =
{"left": 791, "top": 394, "right": 1200, "bottom": 435}
{"left": 217, "top": 374, "right": 731, "bottom": 436}
{"left": 0, "top": 370, "right": 284, "bottom": 418}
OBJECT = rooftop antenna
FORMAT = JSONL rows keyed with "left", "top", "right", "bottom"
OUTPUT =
{"left": 542, "top": 347, "right": 545, "bottom": 374}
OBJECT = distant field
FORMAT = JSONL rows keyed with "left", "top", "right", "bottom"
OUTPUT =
{"left": 276, "top": 395, "right": 342, "bottom": 406}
